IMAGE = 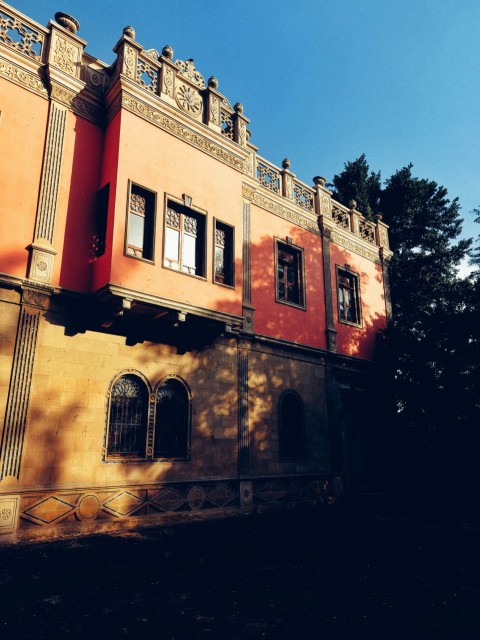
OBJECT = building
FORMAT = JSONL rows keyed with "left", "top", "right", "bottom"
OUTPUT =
{"left": 0, "top": 2, "right": 392, "bottom": 540}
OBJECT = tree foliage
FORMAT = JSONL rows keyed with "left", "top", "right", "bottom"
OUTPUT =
{"left": 330, "top": 154, "right": 381, "bottom": 220}
{"left": 332, "top": 156, "right": 480, "bottom": 512}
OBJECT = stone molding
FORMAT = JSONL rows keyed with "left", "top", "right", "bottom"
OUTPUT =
{"left": 329, "top": 229, "right": 381, "bottom": 264}
{"left": 113, "top": 87, "right": 247, "bottom": 173}
{"left": 243, "top": 183, "right": 320, "bottom": 235}
{"left": 0, "top": 53, "right": 47, "bottom": 97}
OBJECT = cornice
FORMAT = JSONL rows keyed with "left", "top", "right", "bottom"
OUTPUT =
{"left": 0, "top": 53, "right": 47, "bottom": 98}
{"left": 105, "top": 79, "right": 248, "bottom": 173}
{"left": 329, "top": 228, "right": 381, "bottom": 264}
{"left": 242, "top": 183, "right": 320, "bottom": 235}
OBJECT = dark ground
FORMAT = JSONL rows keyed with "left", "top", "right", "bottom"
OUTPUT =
{"left": 1, "top": 503, "right": 480, "bottom": 639}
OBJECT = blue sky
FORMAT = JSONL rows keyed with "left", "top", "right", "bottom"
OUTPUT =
{"left": 10, "top": 0, "right": 480, "bottom": 247}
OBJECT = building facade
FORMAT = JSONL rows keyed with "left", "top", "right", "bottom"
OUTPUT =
{"left": 0, "top": 3, "right": 392, "bottom": 540}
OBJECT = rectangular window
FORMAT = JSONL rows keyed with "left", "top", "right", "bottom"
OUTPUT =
{"left": 275, "top": 239, "right": 305, "bottom": 308}
{"left": 126, "top": 182, "right": 156, "bottom": 261}
{"left": 337, "top": 267, "right": 361, "bottom": 325}
{"left": 214, "top": 220, "right": 234, "bottom": 286}
{"left": 164, "top": 199, "right": 206, "bottom": 277}
{"left": 94, "top": 183, "right": 109, "bottom": 257}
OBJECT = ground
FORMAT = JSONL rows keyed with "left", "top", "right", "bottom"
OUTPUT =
{"left": 1, "top": 504, "right": 480, "bottom": 639}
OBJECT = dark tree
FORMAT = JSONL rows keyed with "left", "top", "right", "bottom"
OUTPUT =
{"left": 330, "top": 154, "right": 381, "bottom": 220}
{"left": 332, "top": 158, "right": 480, "bottom": 514}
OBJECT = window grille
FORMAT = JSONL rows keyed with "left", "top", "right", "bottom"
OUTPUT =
{"left": 107, "top": 375, "right": 148, "bottom": 457}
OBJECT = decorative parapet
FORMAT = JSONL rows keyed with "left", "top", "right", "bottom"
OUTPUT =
{"left": 110, "top": 32, "right": 251, "bottom": 147}
{"left": 250, "top": 156, "right": 391, "bottom": 255}
{"left": 0, "top": 4, "right": 47, "bottom": 60}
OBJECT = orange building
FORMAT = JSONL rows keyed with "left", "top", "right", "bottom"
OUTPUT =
{"left": 0, "top": 3, "right": 392, "bottom": 540}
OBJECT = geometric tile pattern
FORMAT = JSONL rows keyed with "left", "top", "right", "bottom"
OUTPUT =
{"left": 15, "top": 476, "right": 334, "bottom": 534}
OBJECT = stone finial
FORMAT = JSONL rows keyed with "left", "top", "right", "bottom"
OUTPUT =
{"left": 282, "top": 158, "right": 291, "bottom": 170}
{"left": 234, "top": 102, "right": 244, "bottom": 114}
{"left": 162, "top": 45, "right": 174, "bottom": 59}
{"left": 374, "top": 212, "right": 383, "bottom": 222}
{"left": 349, "top": 199, "right": 357, "bottom": 211}
{"left": 208, "top": 76, "right": 219, "bottom": 89}
{"left": 313, "top": 176, "right": 326, "bottom": 187}
{"left": 123, "top": 26, "right": 136, "bottom": 39}
{"left": 55, "top": 12, "right": 80, "bottom": 34}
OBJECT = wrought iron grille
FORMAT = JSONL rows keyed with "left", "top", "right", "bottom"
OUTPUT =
{"left": 154, "top": 379, "right": 189, "bottom": 458}
{"left": 108, "top": 376, "right": 148, "bottom": 456}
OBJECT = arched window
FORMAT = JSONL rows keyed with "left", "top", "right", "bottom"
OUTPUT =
{"left": 107, "top": 374, "right": 148, "bottom": 458}
{"left": 278, "top": 391, "right": 306, "bottom": 460}
{"left": 154, "top": 378, "right": 190, "bottom": 459}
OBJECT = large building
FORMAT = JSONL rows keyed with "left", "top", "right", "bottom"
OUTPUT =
{"left": 0, "top": 3, "right": 392, "bottom": 540}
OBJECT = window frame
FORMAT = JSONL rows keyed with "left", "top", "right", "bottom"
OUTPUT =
{"left": 104, "top": 371, "right": 191, "bottom": 463}
{"left": 162, "top": 195, "right": 207, "bottom": 279}
{"left": 278, "top": 390, "right": 307, "bottom": 461}
{"left": 105, "top": 372, "right": 150, "bottom": 461}
{"left": 274, "top": 238, "right": 306, "bottom": 309}
{"left": 125, "top": 181, "right": 156, "bottom": 263}
{"left": 213, "top": 218, "right": 235, "bottom": 288}
{"left": 336, "top": 265, "right": 362, "bottom": 327}
{"left": 153, "top": 376, "right": 192, "bottom": 461}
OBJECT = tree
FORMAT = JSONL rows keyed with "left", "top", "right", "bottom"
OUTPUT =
{"left": 330, "top": 154, "right": 381, "bottom": 220}
{"left": 332, "top": 158, "right": 480, "bottom": 513}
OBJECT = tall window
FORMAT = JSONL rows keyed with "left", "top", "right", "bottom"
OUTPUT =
{"left": 278, "top": 391, "right": 306, "bottom": 460}
{"left": 275, "top": 240, "right": 305, "bottom": 307}
{"left": 337, "top": 267, "right": 361, "bottom": 325}
{"left": 154, "top": 378, "right": 190, "bottom": 459}
{"left": 214, "top": 220, "right": 234, "bottom": 286}
{"left": 164, "top": 200, "right": 206, "bottom": 277}
{"left": 105, "top": 373, "right": 191, "bottom": 462}
{"left": 107, "top": 374, "right": 148, "bottom": 458}
{"left": 126, "top": 183, "right": 156, "bottom": 261}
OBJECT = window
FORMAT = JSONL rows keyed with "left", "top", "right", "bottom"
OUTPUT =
{"left": 164, "top": 199, "right": 206, "bottom": 277}
{"left": 214, "top": 220, "right": 234, "bottom": 286}
{"left": 337, "top": 266, "right": 361, "bottom": 325}
{"left": 107, "top": 374, "right": 148, "bottom": 458}
{"left": 154, "top": 378, "right": 191, "bottom": 459}
{"left": 278, "top": 391, "right": 306, "bottom": 460}
{"left": 94, "top": 183, "right": 109, "bottom": 257}
{"left": 106, "top": 373, "right": 191, "bottom": 461}
{"left": 126, "top": 182, "right": 156, "bottom": 260}
{"left": 275, "top": 239, "right": 305, "bottom": 307}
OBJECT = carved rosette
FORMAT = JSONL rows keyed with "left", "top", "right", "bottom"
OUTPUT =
{"left": 0, "top": 495, "right": 20, "bottom": 534}
{"left": 29, "top": 246, "right": 56, "bottom": 283}
{"left": 175, "top": 83, "right": 203, "bottom": 118}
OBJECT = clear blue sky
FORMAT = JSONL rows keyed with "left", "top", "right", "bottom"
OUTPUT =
{"left": 10, "top": 0, "right": 480, "bottom": 244}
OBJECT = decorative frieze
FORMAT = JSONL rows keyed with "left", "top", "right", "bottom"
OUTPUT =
{"left": 0, "top": 55, "right": 47, "bottom": 97}
{"left": 252, "top": 190, "right": 320, "bottom": 235}
{"left": 330, "top": 229, "right": 381, "bottom": 264}
{"left": 119, "top": 91, "right": 246, "bottom": 172}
